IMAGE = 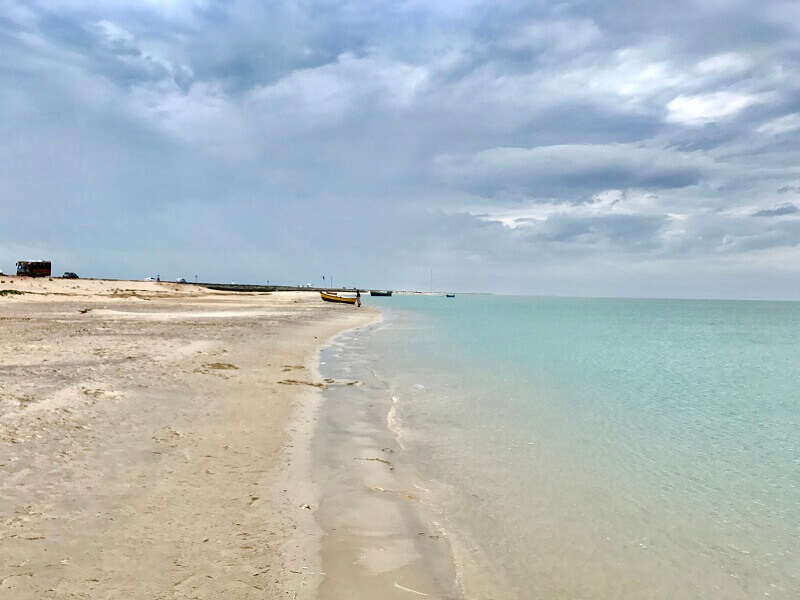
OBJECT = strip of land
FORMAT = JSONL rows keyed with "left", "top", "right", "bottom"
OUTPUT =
{"left": 0, "top": 278, "right": 376, "bottom": 599}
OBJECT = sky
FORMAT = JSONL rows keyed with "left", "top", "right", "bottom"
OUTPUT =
{"left": 1, "top": 0, "right": 799, "bottom": 299}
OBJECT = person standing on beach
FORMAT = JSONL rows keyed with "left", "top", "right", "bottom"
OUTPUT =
{"left": 356, "top": 289, "right": 361, "bottom": 308}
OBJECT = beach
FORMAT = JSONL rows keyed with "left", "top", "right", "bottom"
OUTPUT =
{"left": 4, "top": 281, "right": 798, "bottom": 600}
{"left": 0, "top": 278, "right": 376, "bottom": 599}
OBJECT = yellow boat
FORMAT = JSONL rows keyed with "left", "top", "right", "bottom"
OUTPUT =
{"left": 320, "top": 291, "right": 357, "bottom": 304}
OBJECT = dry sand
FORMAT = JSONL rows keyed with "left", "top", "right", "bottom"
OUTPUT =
{"left": 0, "top": 277, "right": 376, "bottom": 599}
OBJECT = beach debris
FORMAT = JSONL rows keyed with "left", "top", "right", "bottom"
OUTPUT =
{"left": 16, "top": 394, "right": 35, "bottom": 405}
{"left": 371, "top": 487, "right": 420, "bottom": 500}
{"left": 394, "top": 582, "right": 428, "bottom": 596}
{"left": 321, "top": 377, "right": 363, "bottom": 386}
{"left": 278, "top": 379, "right": 326, "bottom": 388}
{"left": 0, "top": 572, "right": 34, "bottom": 587}
{"left": 355, "top": 457, "right": 394, "bottom": 470}
{"left": 300, "top": 503, "right": 311, "bottom": 510}
{"left": 282, "top": 364, "right": 305, "bottom": 371}
{"left": 194, "top": 362, "right": 239, "bottom": 376}
{"left": 81, "top": 388, "right": 106, "bottom": 398}
{"left": 78, "top": 307, "right": 92, "bottom": 313}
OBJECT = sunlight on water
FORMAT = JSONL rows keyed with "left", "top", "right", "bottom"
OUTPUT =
{"left": 360, "top": 295, "right": 800, "bottom": 599}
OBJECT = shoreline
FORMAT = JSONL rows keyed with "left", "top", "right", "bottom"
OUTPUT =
{"left": 0, "top": 278, "right": 377, "bottom": 598}
{"left": 308, "top": 317, "right": 462, "bottom": 599}
{"left": 273, "top": 311, "right": 384, "bottom": 599}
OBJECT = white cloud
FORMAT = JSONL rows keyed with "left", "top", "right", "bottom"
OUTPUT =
{"left": 508, "top": 19, "right": 602, "bottom": 56}
{"left": 696, "top": 52, "right": 753, "bottom": 75}
{"left": 128, "top": 80, "right": 247, "bottom": 151}
{"left": 609, "top": 51, "right": 682, "bottom": 98}
{"left": 473, "top": 190, "right": 643, "bottom": 229}
{"left": 538, "top": 45, "right": 685, "bottom": 107}
{"left": 35, "top": 0, "right": 199, "bottom": 19}
{"left": 0, "top": 0, "right": 37, "bottom": 26}
{"left": 757, "top": 113, "right": 800, "bottom": 135}
{"left": 666, "top": 92, "right": 765, "bottom": 125}
{"left": 95, "top": 20, "right": 134, "bottom": 43}
{"left": 249, "top": 52, "right": 428, "bottom": 122}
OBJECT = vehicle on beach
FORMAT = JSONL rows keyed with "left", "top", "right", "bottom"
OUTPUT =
{"left": 176, "top": 277, "right": 187, "bottom": 283}
{"left": 16, "top": 260, "right": 51, "bottom": 277}
{"left": 319, "top": 291, "right": 357, "bottom": 304}
{"left": 62, "top": 272, "right": 79, "bottom": 279}
{"left": 144, "top": 277, "right": 155, "bottom": 281}
{"left": 370, "top": 290, "right": 393, "bottom": 296}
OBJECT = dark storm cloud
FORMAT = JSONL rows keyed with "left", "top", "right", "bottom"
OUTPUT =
{"left": 752, "top": 204, "right": 799, "bottom": 217}
{"left": 529, "top": 213, "right": 668, "bottom": 248}
{"left": 435, "top": 145, "right": 706, "bottom": 200}
{"left": 1, "top": 0, "right": 800, "bottom": 298}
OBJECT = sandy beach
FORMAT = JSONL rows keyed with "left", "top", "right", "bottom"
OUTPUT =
{"left": 0, "top": 278, "right": 376, "bottom": 599}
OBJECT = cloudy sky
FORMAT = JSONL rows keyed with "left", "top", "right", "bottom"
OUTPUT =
{"left": 2, "top": 0, "right": 799, "bottom": 299}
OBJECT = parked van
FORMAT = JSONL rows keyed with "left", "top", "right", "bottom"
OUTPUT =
{"left": 16, "top": 260, "right": 51, "bottom": 277}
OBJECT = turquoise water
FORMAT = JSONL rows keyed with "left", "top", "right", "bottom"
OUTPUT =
{"left": 360, "top": 295, "right": 800, "bottom": 598}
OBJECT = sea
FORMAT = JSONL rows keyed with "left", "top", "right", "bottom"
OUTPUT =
{"left": 322, "top": 295, "right": 800, "bottom": 599}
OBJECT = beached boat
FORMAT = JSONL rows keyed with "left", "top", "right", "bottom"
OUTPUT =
{"left": 320, "top": 291, "right": 357, "bottom": 304}
{"left": 370, "top": 290, "right": 393, "bottom": 296}
{"left": 445, "top": 293, "right": 456, "bottom": 298}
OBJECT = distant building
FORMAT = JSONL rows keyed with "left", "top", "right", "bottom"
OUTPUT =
{"left": 16, "top": 260, "right": 51, "bottom": 277}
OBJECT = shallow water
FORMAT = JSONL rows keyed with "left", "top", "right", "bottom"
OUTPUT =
{"left": 341, "top": 295, "right": 800, "bottom": 599}
{"left": 314, "top": 328, "right": 458, "bottom": 599}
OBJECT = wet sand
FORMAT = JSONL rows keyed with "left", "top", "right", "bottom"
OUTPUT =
{"left": 311, "top": 328, "right": 461, "bottom": 599}
{"left": 0, "top": 277, "right": 375, "bottom": 599}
